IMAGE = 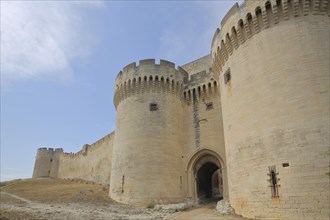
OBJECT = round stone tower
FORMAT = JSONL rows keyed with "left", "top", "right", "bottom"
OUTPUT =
{"left": 32, "top": 148, "right": 54, "bottom": 178}
{"left": 32, "top": 147, "right": 63, "bottom": 178}
{"left": 212, "top": 0, "right": 329, "bottom": 219}
{"left": 110, "top": 59, "right": 188, "bottom": 205}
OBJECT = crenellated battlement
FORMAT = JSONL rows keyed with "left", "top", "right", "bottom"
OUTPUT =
{"left": 61, "top": 132, "right": 115, "bottom": 159}
{"left": 211, "top": 0, "right": 329, "bottom": 73}
{"left": 33, "top": 147, "right": 63, "bottom": 178}
{"left": 37, "top": 147, "right": 63, "bottom": 152}
{"left": 115, "top": 59, "right": 188, "bottom": 85}
{"left": 114, "top": 59, "right": 189, "bottom": 108}
{"left": 61, "top": 146, "right": 88, "bottom": 158}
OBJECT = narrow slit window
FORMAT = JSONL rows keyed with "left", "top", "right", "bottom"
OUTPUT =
{"left": 268, "top": 166, "right": 280, "bottom": 197}
{"left": 150, "top": 103, "right": 158, "bottom": 111}
{"left": 121, "top": 175, "right": 125, "bottom": 193}
{"left": 180, "top": 176, "right": 182, "bottom": 189}
{"left": 224, "top": 69, "right": 231, "bottom": 84}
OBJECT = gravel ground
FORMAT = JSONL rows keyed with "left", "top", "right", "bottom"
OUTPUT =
{"left": 0, "top": 178, "right": 247, "bottom": 220}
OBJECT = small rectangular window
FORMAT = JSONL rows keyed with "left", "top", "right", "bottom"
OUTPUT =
{"left": 206, "top": 102, "right": 213, "bottom": 110}
{"left": 224, "top": 69, "right": 231, "bottom": 84}
{"left": 180, "top": 176, "right": 182, "bottom": 189}
{"left": 150, "top": 103, "right": 158, "bottom": 111}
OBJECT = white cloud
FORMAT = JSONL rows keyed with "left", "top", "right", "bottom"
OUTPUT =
{"left": 159, "top": 1, "right": 237, "bottom": 64}
{"left": 0, "top": 1, "right": 102, "bottom": 83}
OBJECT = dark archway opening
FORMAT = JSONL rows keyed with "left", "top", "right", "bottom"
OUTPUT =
{"left": 196, "top": 162, "right": 221, "bottom": 200}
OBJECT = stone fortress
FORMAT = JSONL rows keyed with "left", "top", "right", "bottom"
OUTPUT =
{"left": 32, "top": 0, "right": 329, "bottom": 219}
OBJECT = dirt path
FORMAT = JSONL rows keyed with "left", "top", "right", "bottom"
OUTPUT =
{"left": 1, "top": 192, "right": 32, "bottom": 203}
{"left": 167, "top": 202, "right": 247, "bottom": 220}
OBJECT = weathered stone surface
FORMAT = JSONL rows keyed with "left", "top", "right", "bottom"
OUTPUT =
{"left": 212, "top": 0, "right": 329, "bottom": 219}
{"left": 154, "top": 200, "right": 195, "bottom": 212}
{"left": 216, "top": 200, "right": 234, "bottom": 214}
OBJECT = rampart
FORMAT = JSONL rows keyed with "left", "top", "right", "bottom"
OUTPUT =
{"left": 33, "top": 132, "right": 114, "bottom": 184}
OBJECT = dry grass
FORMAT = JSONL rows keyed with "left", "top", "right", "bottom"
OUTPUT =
{"left": 0, "top": 194, "right": 26, "bottom": 205}
{"left": 0, "top": 179, "right": 22, "bottom": 188}
{"left": 0, "top": 208, "right": 38, "bottom": 220}
{"left": 0, "top": 178, "right": 187, "bottom": 220}
{"left": 0, "top": 178, "right": 243, "bottom": 220}
{"left": 0, "top": 178, "right": 115, "bottom": 205}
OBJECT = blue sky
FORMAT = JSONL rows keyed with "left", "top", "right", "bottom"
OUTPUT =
{"left": 1, "top": 0, "right": 238, "bottom": 181}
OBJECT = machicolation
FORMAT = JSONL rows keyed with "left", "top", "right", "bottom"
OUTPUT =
{"left": 114, "top": 59, "right": 188, "bottom": 108}
{"left": 212, "top": 0, "right": 329, "bottom": 73}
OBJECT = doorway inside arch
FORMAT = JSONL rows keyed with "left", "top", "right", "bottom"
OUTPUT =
{"left": 196, "top": 162, "right": 222, "bottom": 200}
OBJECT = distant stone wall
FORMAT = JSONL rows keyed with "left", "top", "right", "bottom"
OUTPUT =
{"left": 57, "top": 132, "right": 114, "bottom": 184}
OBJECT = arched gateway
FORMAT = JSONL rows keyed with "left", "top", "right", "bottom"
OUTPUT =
{"left": 186, "top": 149, "right": 228, "bottom": 202}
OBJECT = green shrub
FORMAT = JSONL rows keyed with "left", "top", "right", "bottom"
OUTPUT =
{"left": 146, "top": 203, "right": 155, "bottom": 209}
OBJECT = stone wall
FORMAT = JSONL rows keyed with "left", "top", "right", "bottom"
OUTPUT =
{"left": 212, "top": 0, "right": 330, "bottom": 219}
{"left": 181, "top": 55, "right": 212, "bottom": 77}
{"left": 57, "top": 132, "right": 114, "bottom": 184}
{"left": 181, "top": 60, "right": 228, "bottom": 201}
